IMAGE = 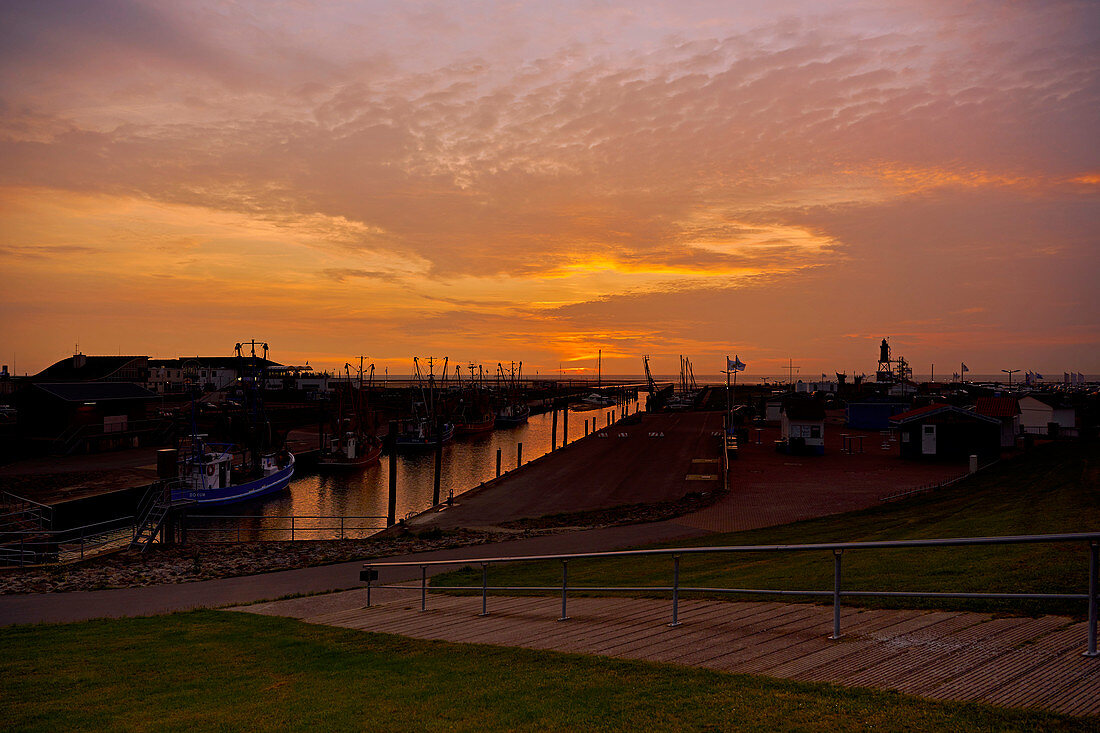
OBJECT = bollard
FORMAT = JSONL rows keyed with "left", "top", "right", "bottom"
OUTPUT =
{"left": 830, "top": 550, "right": 843, "bottom": 639}
{"left": 669, "top": 555, "right": 682, "bottom": 627}
{"left": 421, "top": 566, "right": 427, "bottom": 611}
{"left": 387, "top": 421, "right": 398, "bottom": 526}
{"left": 496, "top": 448, "right": 502, "bottom": 477}
{"left": 558, "top": 560, "right": 570, "bottom": 621}
{"left": 1087, "top": 541, "right": 1098, "bottom": 657}
{"left": 433, "top": 417, "right": 443, "bottom": 506}
{"left": 480, "top": 563, "right": 490, "bottom": 617}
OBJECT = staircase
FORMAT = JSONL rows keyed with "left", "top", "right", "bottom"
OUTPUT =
{"left": 130, "top": 481, "right": 191, "bottom": 551}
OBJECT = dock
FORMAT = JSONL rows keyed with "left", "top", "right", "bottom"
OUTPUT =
{"left": 406, "top": 411, "right": 726, "bottom": 531}
{"left": 242, "top": 591, "right": 1100, "bottom": 718}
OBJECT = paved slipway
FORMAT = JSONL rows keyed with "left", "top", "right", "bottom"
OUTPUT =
{"left": 0, "top": 412, "right": 961, "bottom": 627}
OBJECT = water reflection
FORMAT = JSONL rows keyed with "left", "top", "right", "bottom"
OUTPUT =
{"left": 189, "top": 400, "right": 637, "bottom": 540}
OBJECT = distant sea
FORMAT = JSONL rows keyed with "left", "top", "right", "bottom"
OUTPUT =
{"left": 583, "top": 373, "right": 1097, "bottom": 386}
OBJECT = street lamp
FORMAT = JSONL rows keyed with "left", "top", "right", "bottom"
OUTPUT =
{"left": 1001, "top": 368, "right": 1020, "bottom": 386}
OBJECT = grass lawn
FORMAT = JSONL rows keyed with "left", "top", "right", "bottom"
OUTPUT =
{"left": 0, "top": 610, "right": 1095, "bottom": 732}
{"left": 433, "top": 441, "right": 1100, "bottom": 616}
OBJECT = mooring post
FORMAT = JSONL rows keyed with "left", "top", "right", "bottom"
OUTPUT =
{"left": 496, "top": 448, "right": 502, "bottom": 477}
{"left": 1086, "top": 540, "right": 1098, "bottom": 657}
{"left": 421, "top": 565, "right": 427, "bottom": 612}
{"left": 517, "top": 442, "right": 523, "bottom": 467}
{"left": 480, "top": 562, "right": 490, "bottom": 617}
{"left": 551, "top": 406, "right": 558, "bottom": 451}
{"left": 562, "top": 401, "right": 569, "bottom": 446}
{"left": 433, "top": 417, "right": 443, "bottom": 506}
{"left": 585, "top": 419, "right": 589, "bottom": 436}
{"left": 387, "top": 421, "right": 398, "bottom": 526}
{"left": 830, "top": 549, "right": 843, "bottom": 639}
{"left": 669, "top": 555, "right": 682, "bottom": 627}
{"left": 366, "top": 565, "right": 372, "bottom": 608}
{"left": 558, "top": 560, "right": 570, "bottom": 621}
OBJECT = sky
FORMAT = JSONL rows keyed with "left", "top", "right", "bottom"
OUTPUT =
{"left": 1, "top": 0, "right": 1097, "bottom": 379}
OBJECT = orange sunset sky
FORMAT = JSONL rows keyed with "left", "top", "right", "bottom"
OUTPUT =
{"left": 1, "top": 0, "right": 1097, "bottom": 379}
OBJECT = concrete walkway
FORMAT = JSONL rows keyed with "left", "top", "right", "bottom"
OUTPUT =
{"left": 0, "top": 521, "right": 703, "bottom": 626}
{"left": 240, "top": 591, "right": 1100, "bottom": 718}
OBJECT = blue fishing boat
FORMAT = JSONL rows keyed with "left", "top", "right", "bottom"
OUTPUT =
{"left": 170, "top": 340, "right": 295, "bottom": 505}
{"left": 171, "top": 438, "right": 295, "bottom": 506}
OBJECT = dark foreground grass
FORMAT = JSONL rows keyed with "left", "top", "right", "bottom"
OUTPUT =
{"left": 0, "top": 610, "right": 1094, "bottom": 732}
{"left": 434, "top": 441, "right": 1100, "bottom": 616}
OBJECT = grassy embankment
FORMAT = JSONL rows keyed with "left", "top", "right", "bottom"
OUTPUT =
{"left": 434, "top": 441, "right": 1100, "bottom": 616}
{"left": 0, "top": 610, "right": 1094, "bottom": 732}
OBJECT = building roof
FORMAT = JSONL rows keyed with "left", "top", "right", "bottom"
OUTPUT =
{"left": 148, "top": 357, "right": 281, "bottom": 370}
{"left": 889, "top": 404, "right": 1000, "bottom": 426}
{"left": 34, "top": 382, "right": 158, "bottom": 402}
{"left": 34, "top": 355, "right": 147, "bottom": 382}
{"left": 1019, "top": 393, "right": 1074, "bottom": 411}
{"left": 974, "top": 397, "right": 1020, "bottom": 418}
{"left": 782, "top": 400, "right": 826, "bottom": 421}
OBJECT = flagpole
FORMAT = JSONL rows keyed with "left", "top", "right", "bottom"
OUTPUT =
{"left": 726, "top": 364, "right": 731, "bottom": 432}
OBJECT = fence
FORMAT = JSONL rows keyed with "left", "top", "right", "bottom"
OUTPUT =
{"left": 0, "top": 516, "right": 136, "bottom": 567}
{"left": 361, "top": 532, "right": 1100, "bottom": 657}
{"left": 183, "top": 514, "right": 388, "bottom": 542}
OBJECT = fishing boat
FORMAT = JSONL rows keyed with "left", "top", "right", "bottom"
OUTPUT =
{"left": 394, "top": 356, "right": 455, "bottom": 450}
{"left": 169, "top": 340, "right": 295, "bottom": 505}
{"left": 319, "top": 360, "right": 382, "bottom": 469}
{"left": 570, "top": 392, "right": 614, "bottom": 411}
{"left": 394, "top": 416, "right": 455, "bottom": 449}
{"left": 453, "top": 363, "right": 496, "bottom": 434}
{"left": 494, "top": 361, "right": 530, "bottom": 426}
{"left": 319, "top": 424, "right": 382, "bottom": 468}
{"left": 171, "top": 437, "right": 295, "bottom": 506}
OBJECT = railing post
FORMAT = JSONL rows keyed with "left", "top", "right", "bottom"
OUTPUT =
{"left": 365, "top": 565, "right": 372, "bottom": 608}
{"left": 291, "top": 516, "right": 295, "bottom": 542}
{"left": 340, "top": 516, "right": 345, "bottom": 541}
{"left": 830, "top": 549, "right": 843, "bottom": 640}
{"left": 480, "top": 563, "right": 489, "bottom": 617}
{"left": 669, "top": 555, "right": 682, "bottom": 627}
{"left": 421, "top": 565, "right": 427, "bottom": 611}
{"left": 1086, "top": 540, "right": 1098, "bottom": 658}
{"left": 496, "top": 449, "right": 502, "bottom": 478}
{"left": 558, "top": 560, "right": 570, "bottom": 621}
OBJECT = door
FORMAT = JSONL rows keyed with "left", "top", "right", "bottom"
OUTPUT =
{"left": 921, "top": 424, "right": 937, "bottom": 455}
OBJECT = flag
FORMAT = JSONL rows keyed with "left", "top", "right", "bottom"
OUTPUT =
{"left": 726, "top": 355, "right": 746, "bottom": 372}
{"left": 961, "top": 363, "right": 969, "bottom": 372}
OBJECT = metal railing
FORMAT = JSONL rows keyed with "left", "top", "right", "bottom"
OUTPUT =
{"left": 361, "top": 532, "right": 1100, "bottom": 657}
{"left": 184, "top": 514, "right": 388, "bottom": 542}
{"left": 1, "top": 516, "right": 136, "bottom": 567}
{"left": 0, "top": 491, "right": 54, "bottom": 533}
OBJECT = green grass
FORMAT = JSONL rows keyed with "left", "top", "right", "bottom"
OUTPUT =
{"left": 434, "top": 441, "right": 1100, "bottom": 616}
{"left": 0, "top": 610, "right": 1093, "bottom": 732}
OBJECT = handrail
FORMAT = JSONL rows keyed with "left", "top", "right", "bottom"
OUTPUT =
{"left": 364, "top": 532, "right": 1100, "bottom": 567}
{"left": 360, "top": 532, "right": 1100, "bottom": 657}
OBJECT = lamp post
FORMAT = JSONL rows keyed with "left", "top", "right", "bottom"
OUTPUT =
{"left": 1001, "top": 369, "right": 1020, "bottom": 386}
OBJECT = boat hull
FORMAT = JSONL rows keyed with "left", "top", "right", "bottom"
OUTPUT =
{"left": 394, "top": 423, "right": 455, "bottom": 450}
{"left": 317, "top": 441, "right": 382, "bottom": 470}
{"left": 173, "top": 454, "right": 295, "bottom": 506}
{"left": 494, "top": 405, "right": 530, "bottom": 426}
{"left": 454, "top": 416, "right": 495, "bottom": 434}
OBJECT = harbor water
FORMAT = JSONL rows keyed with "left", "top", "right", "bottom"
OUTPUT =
{"left": 187, "top": 399, "right": 637, "bottom": 541}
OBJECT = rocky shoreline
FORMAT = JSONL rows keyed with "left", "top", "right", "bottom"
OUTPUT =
{"left": 0, "top": 489, "right": 724, "bottom": 596}
{"left": 0, "top": 528, "right": 519, "bottom": 595}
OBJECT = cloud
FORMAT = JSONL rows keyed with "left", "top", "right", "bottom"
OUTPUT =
{"left": 0, "top": 0, "right": 1096, "bottom": 373}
